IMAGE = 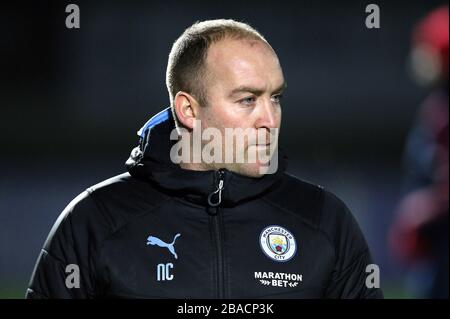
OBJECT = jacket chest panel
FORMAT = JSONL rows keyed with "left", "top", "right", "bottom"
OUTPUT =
{"left": 98, "top": 201, "right": 333, "bottom": 298}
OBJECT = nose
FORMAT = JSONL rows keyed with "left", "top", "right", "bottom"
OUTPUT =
{"left": 255, "top": 97, "right": 279, "bottom": 130}
{"left": 254, "top": 98, "right": 280, "bottom": 145}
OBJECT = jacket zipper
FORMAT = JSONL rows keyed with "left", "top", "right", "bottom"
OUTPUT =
{"left": 207, "top": 169, "right": 226, "bottom": 298}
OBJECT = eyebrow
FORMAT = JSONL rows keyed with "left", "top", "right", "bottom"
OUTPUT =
{"left": 228, "top": 81, "right": 287, "bottom": 98}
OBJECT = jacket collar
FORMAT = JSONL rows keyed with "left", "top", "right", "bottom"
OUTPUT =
{"left": 126, "top": 107, "right": 287, "bottom": 207}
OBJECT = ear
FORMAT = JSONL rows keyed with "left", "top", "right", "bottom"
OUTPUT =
{"left": 173, "top": 91, "right": 199, "bottom": 130}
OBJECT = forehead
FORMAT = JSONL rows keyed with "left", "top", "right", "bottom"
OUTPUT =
{"left": 205, "top": 38, "right": 284, "bottom": 90}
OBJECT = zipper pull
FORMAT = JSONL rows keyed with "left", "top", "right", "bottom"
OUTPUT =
{"left": 207, "top": 170, "right": 225, "bottom": 207}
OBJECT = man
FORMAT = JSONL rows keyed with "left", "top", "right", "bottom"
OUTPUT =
{"left": 26, "top": 19, "right": 383, "bottom": 298}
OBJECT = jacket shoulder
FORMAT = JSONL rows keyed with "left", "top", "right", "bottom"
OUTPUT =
{"left": 264, "top": 173, "right": 324, "bottom": 229}
{"left": 44, "top": 172, "right": 168, "bottom": 252}
{"left": 265, "top": 173, "right": 350, "bottom": 232}
{"left": 86, "top": 172, "right": 167, "bottom": 207}
{"left": 83, "top": 172, "right": 169, "bottom": 230}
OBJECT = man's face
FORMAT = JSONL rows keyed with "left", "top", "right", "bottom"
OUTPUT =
{"left": 195, "top": 38, "right": 285, "bottom": 177}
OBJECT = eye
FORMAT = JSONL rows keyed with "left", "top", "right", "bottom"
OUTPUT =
{"left": 271, "top": 94, "right": 283, "bottom": 104}
{"left": 239, "top": 96, "right": 256, "bottom": 106}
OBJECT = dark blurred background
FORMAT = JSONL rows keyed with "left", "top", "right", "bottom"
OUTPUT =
{"left": 0, "top": 0, "right": 448, "bottom": 298}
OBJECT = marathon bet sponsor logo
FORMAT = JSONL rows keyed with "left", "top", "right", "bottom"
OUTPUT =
{"left": 259, "top": 225, "right": 297, "bottom": 262}
{"left": 255, "top": 271, "right": 303, "bottom": 288}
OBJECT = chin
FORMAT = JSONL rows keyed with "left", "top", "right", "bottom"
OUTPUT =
{"left": 232, "top": 163, "right": 267, "bottom": 178}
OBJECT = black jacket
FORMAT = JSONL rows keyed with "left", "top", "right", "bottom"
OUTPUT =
{"left": 26, "top": 108, "right": 383, "bottom": 299}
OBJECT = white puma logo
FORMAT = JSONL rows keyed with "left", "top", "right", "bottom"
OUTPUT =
{"left": 146, "top": 233, "right": 181, "bottom": 259}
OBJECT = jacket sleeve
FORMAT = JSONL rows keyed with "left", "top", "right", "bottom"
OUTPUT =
{"left": 26, "top": 191, "right": 103, "bottom": 299}
{"left": 320, "top": 191, "right": 384, "bottom": 299}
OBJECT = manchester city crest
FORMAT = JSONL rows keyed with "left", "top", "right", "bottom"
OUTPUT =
{"left": 260, "top": 225, "right": 297, "bottom": 262}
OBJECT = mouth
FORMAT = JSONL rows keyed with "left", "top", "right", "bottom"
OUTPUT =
{"left": 252, "top": 144, "right": 272, "bottom": 149}
{"left": 250, "top": 143, "right": 271, "bottom": 147}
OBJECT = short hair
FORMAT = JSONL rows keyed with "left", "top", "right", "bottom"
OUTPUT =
{"left": 166, "top": 19, "right": 269, "bottom": 130}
